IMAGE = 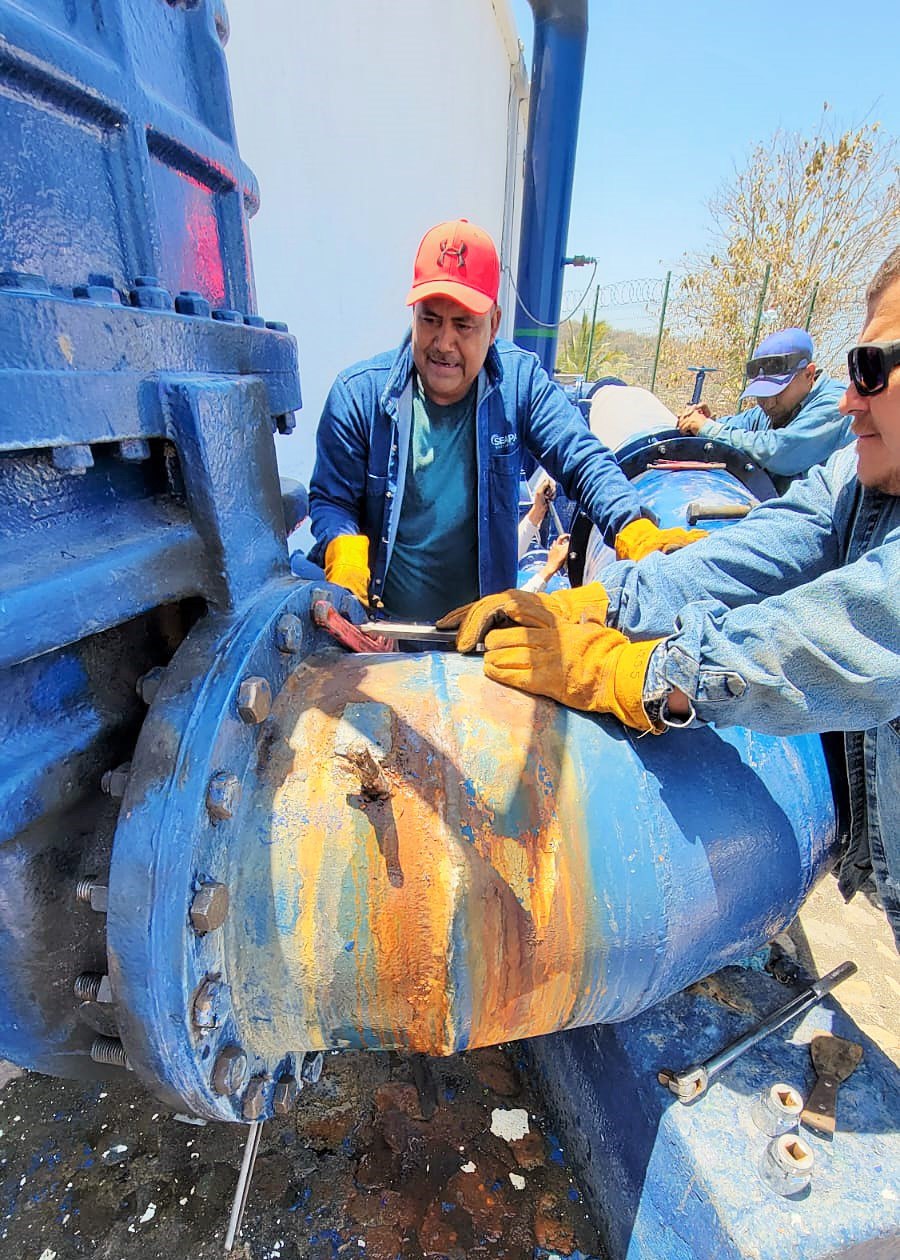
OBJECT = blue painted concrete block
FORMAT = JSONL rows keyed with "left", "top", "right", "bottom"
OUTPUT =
{"left": 527, "top": 966, "right": 900, "bottom": 1259}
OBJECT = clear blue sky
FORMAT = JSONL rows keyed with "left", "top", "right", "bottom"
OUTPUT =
{"left": 511, "top": 0, "right": 900, "bottom": 285}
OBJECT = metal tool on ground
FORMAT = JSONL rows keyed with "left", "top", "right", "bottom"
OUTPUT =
{"left": 224, "top": 1119, "right": 263, "bottom": 1252}
{"left": 752, "top": 1082, "right": 804, "bottom": 1137}
{"left": 801, "top": 1033, "right": 863, "bottom": 1135}
{"left": 657, "top": 960, "right": 858, "bottom": 1103}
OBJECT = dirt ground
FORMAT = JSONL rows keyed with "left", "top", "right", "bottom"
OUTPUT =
{"left": 788, "top": 871, "right": 900, "bottom": 1065}
{"left": 0, "top": 1044, "right": 603, "bottom": 1260}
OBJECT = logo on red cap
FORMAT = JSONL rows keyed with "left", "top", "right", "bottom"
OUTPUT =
{"left": 406, "top": 219, "right": 500, "bottom": 316}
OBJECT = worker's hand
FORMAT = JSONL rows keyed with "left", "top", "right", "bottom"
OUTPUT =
{"left": 676, "top": 403, "right": 713, "bottom": 435}
{"left": 437, "top": 582, "right": 609, "bottom": 653}
{"left": 614, "top": 518, "right": 709, "bottom": 562}
{"left": 324, "top": 534, "right": 370, "bottom": 606}
{"left": 526, "top": 475, "right": 556, "bottom": 527}
{"left": 544, "top": 534, "right": 571, "bottom": 578}
{"left": 483, "top": 621, "right": 665, "bottom": 732}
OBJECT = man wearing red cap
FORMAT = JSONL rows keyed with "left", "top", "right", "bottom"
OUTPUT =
{"left": 309, "top": 219, "right": 705, "bottom": 620}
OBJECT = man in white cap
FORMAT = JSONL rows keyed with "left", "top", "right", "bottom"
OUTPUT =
{"left": 677, "top": 328, "right": 852, "bottom": 491}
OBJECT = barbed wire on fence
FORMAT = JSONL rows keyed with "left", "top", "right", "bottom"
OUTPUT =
{"left": 556, "top": 270, "right": 860, "bottom": 413}
{"left": 561, "top": 277, "right": 667, "bottom": 310}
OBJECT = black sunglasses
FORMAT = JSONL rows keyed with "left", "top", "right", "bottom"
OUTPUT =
{"left": 847, "top": 339, "right": 900, "bottom": 396}
{"left": 745, "top": 350, "right": 809, "bottom": 380}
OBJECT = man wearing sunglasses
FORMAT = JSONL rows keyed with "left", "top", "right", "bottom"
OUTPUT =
{"left": 443, "top": 249, "right": 900, "bottom": 948}
{"left": 676, "top": 328, "right": 852, "bottom": 491}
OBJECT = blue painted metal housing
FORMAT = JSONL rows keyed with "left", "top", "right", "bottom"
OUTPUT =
{"left": 0, "top": 0, "right": 299, "bottom": 1079}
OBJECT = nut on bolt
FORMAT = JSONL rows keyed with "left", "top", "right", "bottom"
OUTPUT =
{"left": 274, "top": 613, "right": 303, "bottom": 655}
{"left": 237, "top": 676, "right": 272, "bottom": 724}
{"left": 300, "top": 1050, "right": 324, "bottom": 1084}
{"left": 192, "top": 976, "right": 229, "bottom": 1031}
{"left": 211, "top": 1045, "right": 248, "bottom": 1096}
{"left": 242, "top": 1076, "right": 269, "bottom": 1121}
{"left": 206, "top": 771, "right": 241, "bottom": 822}
{"left": 190, "top": 880, "right": 230, "bottom": 933}
{"left": 101, "top": 762, "right": 132, "bottom": 799}
{"left": 136, "top": 666, "right": 166, "bottom": 704}
{"left": 273, "top": 1074, "right": 299, "bottom": 1116}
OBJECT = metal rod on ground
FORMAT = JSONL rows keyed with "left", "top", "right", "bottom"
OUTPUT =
{"left": 741, "top": 262, "right": 772, "bottom": 397}
{"left": 650, "top": 270, "right": 671, "bottom": 394}
{"left": 805, "top": 281, "right": 819, "bottom": 332}
{"left": 583, "top": 283, "right": 601, "bottom": 380}
{"left": 224, "top": 1120, "right": 264, "bottom": 1252}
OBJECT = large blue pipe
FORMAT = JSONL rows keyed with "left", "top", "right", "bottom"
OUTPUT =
{"left": 513, "top": 0, "right": 588, "bottom": 374}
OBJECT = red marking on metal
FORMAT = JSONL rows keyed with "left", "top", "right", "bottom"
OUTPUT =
{"left": 648, "top": 460, "right": 728, "bottom": 471}
{"left": 312, "top": 600, "right": 394, "bottom": 653}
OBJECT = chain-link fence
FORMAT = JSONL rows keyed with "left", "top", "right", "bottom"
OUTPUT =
{"left": 558, "top": 269, "right": 859, "bottom": 421}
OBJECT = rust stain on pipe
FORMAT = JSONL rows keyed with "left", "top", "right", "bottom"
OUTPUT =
{"left": 253, "top": 653, "right": 594, "bottom": 1056}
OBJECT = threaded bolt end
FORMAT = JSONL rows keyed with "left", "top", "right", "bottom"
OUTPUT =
{"left": 74, "top": 972, "right": 104, "bottom": 1001}
{"left": 76, "top": 879, "right": 96, "bottom": 902}
{"left": 91, "top": 1036, "right": 131, "bottom": 1070}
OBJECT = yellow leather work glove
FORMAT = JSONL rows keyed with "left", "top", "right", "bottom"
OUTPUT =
{"left": 614, "top": 518, "right": 709, "bottom": 562}
{"left": 437, "top": 583, "right": 609, "bottom": 654}
{"left": 324, "top": 534, "right": 370, "bottom": 605}
{"left": 483, "top": 621, "right": 665, "bottom": 733}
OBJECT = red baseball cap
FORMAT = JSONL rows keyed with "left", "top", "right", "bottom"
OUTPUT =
{"left": 405, "top": 219, "right": 500, "bottom": 315}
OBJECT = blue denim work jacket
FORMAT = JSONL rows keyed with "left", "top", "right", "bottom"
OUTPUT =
{"left": 700, "top": 374, "right": 853, "bottom": 492}
{"left": 601, "top": 445, "right": 900, "bottom": 946}
{"left": 308, "top": 334, "right": 645, "bottom": 603}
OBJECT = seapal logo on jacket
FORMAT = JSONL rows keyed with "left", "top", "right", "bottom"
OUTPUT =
{"left": 491, "top": 433, "right": 518, "bottom": 450}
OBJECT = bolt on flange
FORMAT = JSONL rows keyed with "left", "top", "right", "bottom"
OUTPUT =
{"left": 190, "top": 881, "right": 230, "bottom": 933}
{"left": 91, "top": 1036, "right": 131, "bottom": 1070}
{"left": 101, "top": 762, "right": 132, "bottom": 799}
{"left": 211, "top": 1045, "right": 248, "bottom": 1097}
{"left": 237, "top": 676, "right": 272, "bottom": 724}
{"left": 274, "top": 613, "right": 303, "bottom": 654}
{"left": 192, "top": 976, "right": 230, "bottom": 1031}
{"left": 206, "top": 772, "right": 241, "bottom": 822}
{"left": 135, "top": 666, "right": 166, "bottom": 704}
{"left": 272, "top": 1074, "right": 299, "bottom": 1116}
{"left": 242, "top": 1076, "right": 269, "bottom": 1121}
{"left": 74, "top": 972, "right": 113, "bottom": 1003}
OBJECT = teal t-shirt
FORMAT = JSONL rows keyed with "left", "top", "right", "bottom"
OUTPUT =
{"left": 380, "top": 377, "right": 479, "bottom": 621}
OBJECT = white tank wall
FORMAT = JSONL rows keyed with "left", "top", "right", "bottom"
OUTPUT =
{"left": 224, "top": 0, "right": 527, "bottom": 487}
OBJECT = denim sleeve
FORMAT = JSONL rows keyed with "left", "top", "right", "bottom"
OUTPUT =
{"left": 521, "top": 360, "right": 645, "bottom": 541}
{"left": 603, "top": 459, "right": 844, "bottom": 639}
{"left": 701, "top": 396, "right": 852, "bottom": 476}
{"left": 652, "top": 539, "right": 900, "bottom": 736}
{"left": 308, "top": 375, "right": 370, "bottom": 563}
